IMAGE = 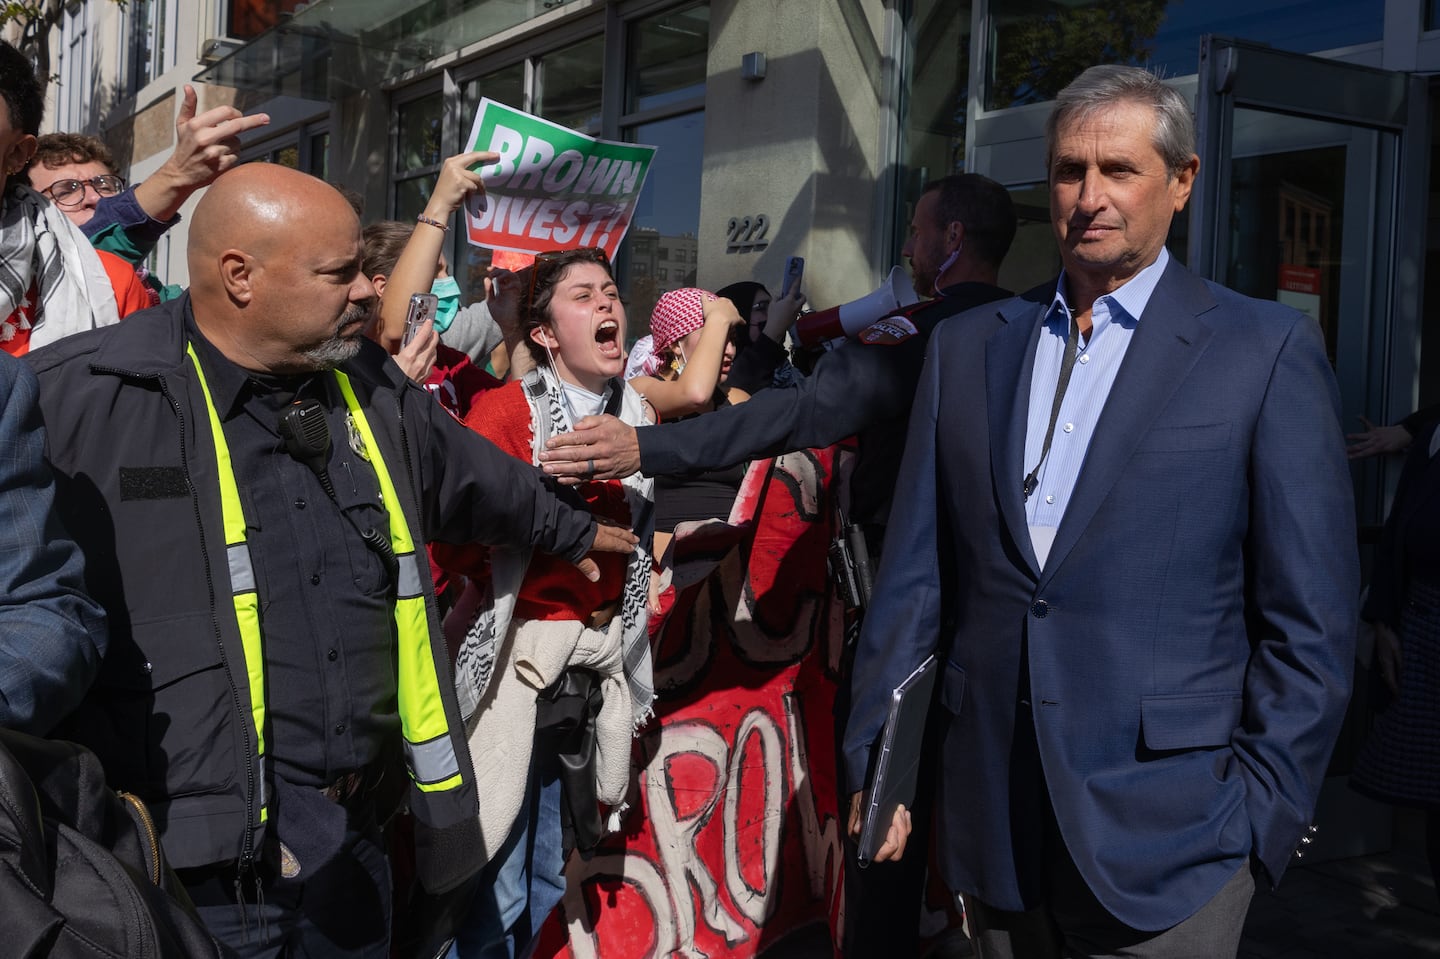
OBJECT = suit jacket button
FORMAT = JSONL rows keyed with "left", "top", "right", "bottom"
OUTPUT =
{"left": 1031, "top": 600, "right": 1049, "bottom": 618}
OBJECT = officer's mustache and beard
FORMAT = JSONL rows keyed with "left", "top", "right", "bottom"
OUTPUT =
{"left": 300, "top": 301, "right": 372, "bottom": 370}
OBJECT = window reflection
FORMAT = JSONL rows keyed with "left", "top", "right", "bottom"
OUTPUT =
{"left": 457, "top": 65, "right": 529, "bottom": 307}
{"left": 628, "top": 4, "right": 709, "bottom": 113}
{"left": 997, "top": 183, "right": 1062, "bottom": 295}
{"left": 394, "top": 177, "right": 433, "bottom": 223}
{"left": 986, "top": 0, "right": 1384, "bottom": 111}
{"left": 229, "top": 0, "right": 307, "bottom": 40}
{"left": 462, "top": 65, "right": 526, "bottom": 120}
{"left": 538, "top": 35, "right": 604, "bottom": 132}
{"left": 396, "top": 95, "right": 444, "bottom": 173}
{"left": 896, "top": 0, "right": 973, "bottom": 260}
{"left": 620, "top": 113, "right": 703, "bottom": 344}
{"left": 309, "top": 132, "right": 329, "bottom": 180}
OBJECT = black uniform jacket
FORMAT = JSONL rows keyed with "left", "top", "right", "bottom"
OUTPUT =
{"left": 26, "top": 294, "right": 597, "bottom": 883}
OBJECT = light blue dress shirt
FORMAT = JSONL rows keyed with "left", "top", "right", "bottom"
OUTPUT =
{"left": 1024, "top": 248, "right": 1171, "bottom": 566}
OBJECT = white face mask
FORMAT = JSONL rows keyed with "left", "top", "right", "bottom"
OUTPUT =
{"left": 562, "top": 380, "right": 607, "bottom": 419}
{"left": 673, "top": 343, "right": 689, "bottom": 377}
{"left": 542, "top": 337, "right": 610, "bottom": 424}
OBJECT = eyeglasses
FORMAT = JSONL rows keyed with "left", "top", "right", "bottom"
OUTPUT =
{"left": 523, "top": 247, "right": 612, "bottom": 318}
{"left": 41, "top": 174, "right": 126, "bottom": 208}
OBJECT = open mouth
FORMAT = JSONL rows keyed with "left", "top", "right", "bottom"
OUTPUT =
{"left": 595, "top": 319, "right": 622, "bottom": 358}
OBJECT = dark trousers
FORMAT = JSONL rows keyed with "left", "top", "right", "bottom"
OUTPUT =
{"left": 841, "top": 808, "right": 934, "bottom": 955}
{"left": 837, "top": 599, "right": 945, "bottom": 957}
{"left": 182, "top": 822, "right": 392, "bottom": 959}
{"left": 964, "top": 807, "right": 1254, "bottom": 959}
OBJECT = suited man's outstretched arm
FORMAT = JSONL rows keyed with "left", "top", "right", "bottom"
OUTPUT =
{"left": 841, "top": 340, "right": 948, "bottom": 795}
{"left": 1236, "top": 314, "right": 1359, "bottom": 886}
{"left": 541, "top": 339, "right": 918, "bottom": 481}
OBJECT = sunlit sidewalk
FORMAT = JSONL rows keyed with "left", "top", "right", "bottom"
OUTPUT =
{"left": 1241, "top": 809, "right": 1440, "bottom": 958}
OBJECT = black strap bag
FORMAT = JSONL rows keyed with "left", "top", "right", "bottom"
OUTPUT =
{"left": 535, "top": 666, "right": 606, "bottom": 857}
{"left": 0, "top": 728, "right": 224, "bottom": 958}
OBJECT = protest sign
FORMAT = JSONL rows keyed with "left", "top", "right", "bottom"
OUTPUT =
{"left": 463, "top": 98, "right": 658, "bottom": 260}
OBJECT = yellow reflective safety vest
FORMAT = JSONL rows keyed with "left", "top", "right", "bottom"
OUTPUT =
{"left": 185, "top": 346, "right": 466, "bottom": 831}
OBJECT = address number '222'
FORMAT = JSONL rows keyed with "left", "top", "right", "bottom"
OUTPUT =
{"left": 726, "top": 215, "right": 769, "bottom": 253}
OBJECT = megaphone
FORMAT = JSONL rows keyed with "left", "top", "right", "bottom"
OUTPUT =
{"left": 794, "top": 266, "right": 920, "bottom": 347}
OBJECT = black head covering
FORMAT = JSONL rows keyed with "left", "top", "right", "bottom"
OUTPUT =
{"left": 716, "top": 281, "right": 768, "bottom": 354}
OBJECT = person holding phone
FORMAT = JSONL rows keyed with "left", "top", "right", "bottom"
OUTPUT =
{"left": 375, "top": 150, "right": 529, "bottom": 378}
{"left": 716, "top": 277, "right": 806, "bottom": 393}
{"left": 361, "top": 220, "right": 506, "bottom": 616}
{"left": 361, "top": 220, "right": 501, "bottom": 420}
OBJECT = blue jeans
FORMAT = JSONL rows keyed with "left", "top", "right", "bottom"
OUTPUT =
{"left": 448, "top": 749, "right": 565, "bottom": 959}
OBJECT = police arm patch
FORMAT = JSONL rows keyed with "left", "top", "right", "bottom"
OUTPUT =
{"left": 858, "top": 315, "right": 919, "bottom": 345}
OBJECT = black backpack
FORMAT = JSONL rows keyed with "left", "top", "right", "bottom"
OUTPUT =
{"left": 0, "top": 728, "right": 224, "bottom": 958}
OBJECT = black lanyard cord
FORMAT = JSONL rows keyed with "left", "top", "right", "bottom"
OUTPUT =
{"left": 1023, "top": 314, "right": 1081, "bottom": 501}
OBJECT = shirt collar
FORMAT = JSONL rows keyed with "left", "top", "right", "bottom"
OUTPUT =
{"left": 185, "top": 312, "right": 313, "bottom": 421}
{"left": 1051, "top": 247, "right": 1171, "bottom": 327}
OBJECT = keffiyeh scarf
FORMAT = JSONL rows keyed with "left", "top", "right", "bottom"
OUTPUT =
{"left": 451, "top": 364, "right": 656, "bottom": 730}
{"left": 0, "top": 183, "right": 118, "bottom": 347}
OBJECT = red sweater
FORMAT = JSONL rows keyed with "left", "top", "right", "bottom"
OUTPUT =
{"left": 424, "top": 344, "right": 502, "bottom": 421}
{"left": 434, "top": 379, "right": 631, "bottom": 621}
{"left": 421, "top": 345, "right": 504, "bottom": 600}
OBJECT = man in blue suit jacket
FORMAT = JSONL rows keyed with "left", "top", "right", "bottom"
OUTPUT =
{"left": 843, "top": 65, "right": 1359, "bottom": 957}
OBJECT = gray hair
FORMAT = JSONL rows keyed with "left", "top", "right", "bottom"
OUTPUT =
{"left": 1045, "top": 65, "right": 1196, "bottom": 178}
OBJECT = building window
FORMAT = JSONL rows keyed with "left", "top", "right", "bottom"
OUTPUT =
{"left": 393, "top": 91, "right": 445, "bottom": 222}
{"left": 627, "top": 4, "right": 709, "bottom": 113}
{"left": 619, "top": 3, "right": 708, "bottom": 339}
{"left": 59, "top": 3, "right": 90, "bottom": 130}
{"left": 452, "top": 64, "right": 527, "bottom": 305}
{"left": 892, "top": 0, "right": 973, "bottom": 275}
{"left": 242, "top": 122, "right": 331, "bottom": 180}
{"left": 900, "top": 0, "right": 972, "bottom": 183}
{"left": 309, "top": 131, "right": 331, "bottom": 181}
{"left": 622, "top": 112, "right": 702, "bottom": 332}
{"left": 537, "top": 35, "right": 605, "bottom": 133}
{"left": 127, "top": 0, "right": 177, "bottom": 92}
{"left": 984, "top": 0, "right": 1384, "bottom": 112}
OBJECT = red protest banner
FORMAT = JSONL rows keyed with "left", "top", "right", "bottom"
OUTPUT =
{"left": 532, "top": 450, "right": 848, "bottom": 957}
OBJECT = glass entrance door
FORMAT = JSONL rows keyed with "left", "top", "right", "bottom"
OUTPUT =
{"left": 1190, "top": 36, "right": 1429, "bottom": 861}
{"left": 1190, "top": 36, "right": 1428, "bottom": 525}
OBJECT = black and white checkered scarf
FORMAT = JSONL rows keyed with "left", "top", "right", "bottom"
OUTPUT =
{"left": 0, "top": 183, "right": 118, "bottom": 348}
{"left": 451, "top": 365, "right": 656, "bottom": 729}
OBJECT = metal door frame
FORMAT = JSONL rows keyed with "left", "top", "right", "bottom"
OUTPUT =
{"left": 1190, "top": 35, "right": 1428, "bottom": 522}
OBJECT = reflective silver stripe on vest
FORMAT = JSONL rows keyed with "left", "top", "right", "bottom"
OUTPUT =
{"left": 404, "top": 733, "right": 461, "bottom": 786}
{"left": 396, "top": 552, "right": 423, "bottom": 600}
{"left": 228, "top": 543, "right": 255, "bottom": 593}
